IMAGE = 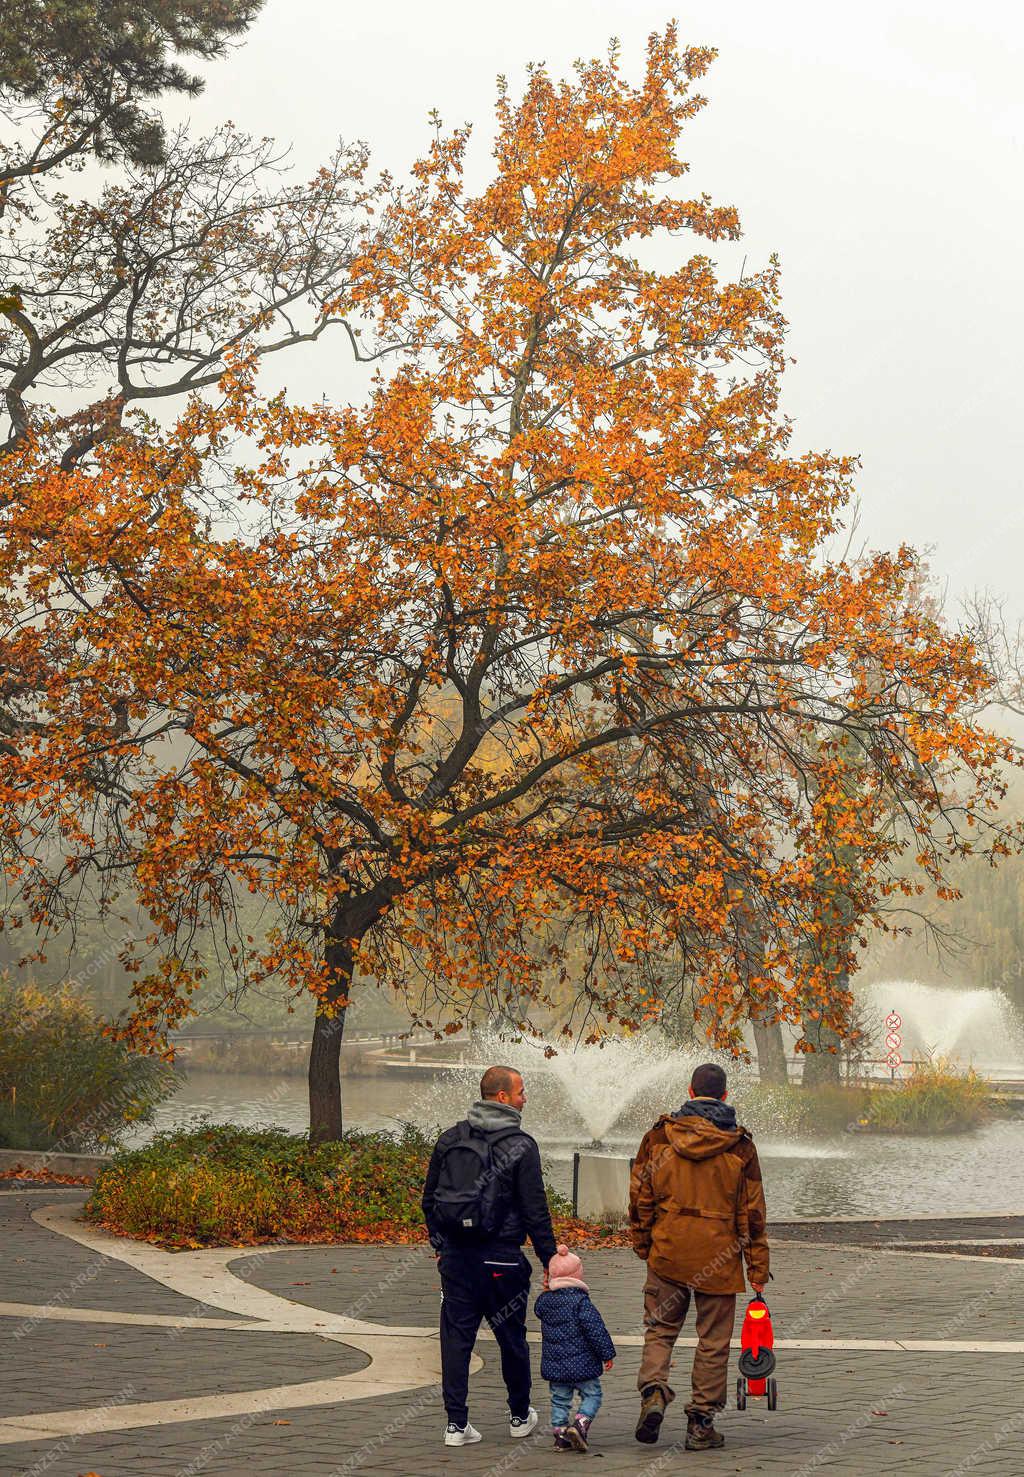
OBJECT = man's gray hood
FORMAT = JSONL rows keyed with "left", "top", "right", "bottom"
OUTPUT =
{"left": 674, "top": 1096, "right": 738, "bottom": 1132}
{"left": 466, "top": 1098, "right": 523, "bottom": 1132}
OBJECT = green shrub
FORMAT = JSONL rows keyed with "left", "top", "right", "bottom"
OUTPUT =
{"left": 85, "top": 1119, "right": 441, "bottom": 1244}
{"left": 0, "top": 980, "right": 177, "bottom": 1151}
{"left": 0, "top": 1098, "right": 51, "bottom": 1150}
{"left": 731, "top": 1065, "right": 991, "bottom": 1137}
{"left": 86, "top": 1119, "right": 579, "bottom": 1247}
{"left": 862, "top": 1058, "right": 991, "bottom": 1134}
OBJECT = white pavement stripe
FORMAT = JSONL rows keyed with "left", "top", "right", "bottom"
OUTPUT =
{"left": 32, "top": 1204, "right": 439, "bottom": 1337}
{"left": 4, "top": 1299, "right": 1024, "bottom": 1356}
{"left": 771, "top": 1237, "right": 1024, "bottom": 1265}
{"left": 0, "top": 1301, "right": 260, "bottom": 1330}
{"left": 772, "top": 1208, "right": 1024, "bottom": 1223}
{"left": 0, "top": 1339, "right": 439, "bottom": 1446}
{"left": 560, "top": 1334, "right": 1024, "bottom": 1353}
{"left": 847, "top": 1238, "right": 1024, "bottom": 1249}
{"left": 0, "top": 1203, "right": 475, "bottom": 1447}
{"left": 0, "top": 1300, "right": 428, "bottom": 1336}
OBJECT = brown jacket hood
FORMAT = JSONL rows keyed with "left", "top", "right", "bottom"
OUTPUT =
{"left": 657, "top": 1111, "right": 747, "bottom": 1161}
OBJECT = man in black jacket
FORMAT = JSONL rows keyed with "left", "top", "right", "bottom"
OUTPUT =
{"left": 422, "top": 1064, "right": 557, "bottom": 1447}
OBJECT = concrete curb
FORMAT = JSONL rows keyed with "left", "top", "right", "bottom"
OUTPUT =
{"left": 0, "top": 1148, "right": 111, "bottom": 1176}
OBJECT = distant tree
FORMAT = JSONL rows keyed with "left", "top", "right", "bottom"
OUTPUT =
{"left": 1, "top": 0, "right": 385, "bottom": 470}
{"left": 796, "top": 735, "right": 864, "bottom": 1085}
{"left": 0, "top": 0, "right": 386, "bottom": 1032}
{"left": 0, "top": 30, "right": 1019, "bottom": 1144}
{"left": 0, "top": 0, "right": 263, "bottom": 171}
{"left": 1, "top": 129, "right": 374, "bottom": 462}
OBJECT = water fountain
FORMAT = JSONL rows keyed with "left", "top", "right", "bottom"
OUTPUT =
{"left": 468, "top": 1032, "right": 720, "bottom": 1217}
{"left": 533, "top": 1035, "right": 698, "bottom": 1143}
{"left": 857, "top": 980, "right": 1024, "bottom": 1075}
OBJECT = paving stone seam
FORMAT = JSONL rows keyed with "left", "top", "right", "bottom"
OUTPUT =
{"left": 5, "top": 1301, "right": 1024, "bottom": 1355}
{"left": 772, "top": 1237, "right": 1024, "bottom": 1264}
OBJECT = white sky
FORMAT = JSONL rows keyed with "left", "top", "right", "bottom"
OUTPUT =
{"left": 168, "top": 0, "right": 1024, "bottom": 619}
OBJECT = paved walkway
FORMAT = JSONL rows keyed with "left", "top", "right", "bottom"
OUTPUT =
{"left": 3, "top": 1190, "right": 1024, "bottom": 1475}
{"left": 773, "top": 1215, "right": 1024, "bottom": 1250}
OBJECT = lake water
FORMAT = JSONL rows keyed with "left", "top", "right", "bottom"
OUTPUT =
{"left": 131, "top": 1069, "right": 1024, "bottom": 1221}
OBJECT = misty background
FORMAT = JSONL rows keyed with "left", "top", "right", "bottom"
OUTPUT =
{"left": 158, "top": 0, "right": 1024, "bottom": 623}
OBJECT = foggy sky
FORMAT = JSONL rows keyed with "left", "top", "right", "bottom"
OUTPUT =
{"left": 165, "top": 0, "right": 1024, "bottom": 622}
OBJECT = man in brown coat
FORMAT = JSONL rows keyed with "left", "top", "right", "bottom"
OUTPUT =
{"left": 628, "top": 1062, "right": 770, "bottom": 1451}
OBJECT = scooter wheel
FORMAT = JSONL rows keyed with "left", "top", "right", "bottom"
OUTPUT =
{"left": 767, "top": 1377, "right": 778, "bottom": 1411}
{"left": 736, "top": 1376, "right": 747, "bottom": 1411}
{"left": 738, "top": 1347, "right": 777, "bottom": 1379}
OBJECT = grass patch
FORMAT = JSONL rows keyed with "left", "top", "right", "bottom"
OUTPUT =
{"left": 861, "top": 1059, "right": 991, "bottom": 1134}
{"left": 84, "top": 1119, "right": 625, "bottom": 1248}
{"left": 732, "top": 1063, "right": 993, "bottom": 1138}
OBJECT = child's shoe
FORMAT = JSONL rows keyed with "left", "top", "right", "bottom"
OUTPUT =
{"left": 685, "top": 1411, "right": 725, "bottom": 1450}
{"left": 444, "top": 1421, "right": 482, "bottom": 1446}
{"left": 552, "top": 1425, "right": 572, "bottom": 1450}
{"left": 566, "top": 1415, "right": 591, "bottom": 1452}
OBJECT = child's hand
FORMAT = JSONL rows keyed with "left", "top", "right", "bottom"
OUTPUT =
{"left": 604, "top": 1360, "right": 614, "bottom": 1372}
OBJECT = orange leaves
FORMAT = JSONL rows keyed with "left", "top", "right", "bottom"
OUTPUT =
{"left": 0, "top": 29, "right": 1019, "bottom": 1069}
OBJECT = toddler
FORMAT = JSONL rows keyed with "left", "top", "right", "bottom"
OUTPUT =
{"left": 534, "top": 1242, "right": 616, "bottom": 1451}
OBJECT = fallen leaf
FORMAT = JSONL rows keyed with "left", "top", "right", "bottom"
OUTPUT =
{"left": 272, "top": 1419, "right": 291, "bottom": 1426}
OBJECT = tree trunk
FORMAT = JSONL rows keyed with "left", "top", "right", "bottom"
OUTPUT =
{"left": 751, "top": 1009, "right": 788, "bottom": 1084}
{"left": 799, "top": 1016, "right": 843, "bottom": 1086}
{"left": 736, "top": 912, "right": 788, "bottom": 1085}
{"left": 308, "top": 937, "right": 353, "bottom": 1144}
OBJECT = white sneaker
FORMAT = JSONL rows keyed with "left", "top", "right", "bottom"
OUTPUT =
{"left": 509, "top": 1407, "right": 538, "bottom": 1439}
{"left": 444, "top": 1422, "right": 482, "bottom": 1446}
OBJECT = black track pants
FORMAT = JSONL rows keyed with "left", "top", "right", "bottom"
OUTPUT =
{"left": 438, "top": 1245, "right": 532, "bottom": 1426}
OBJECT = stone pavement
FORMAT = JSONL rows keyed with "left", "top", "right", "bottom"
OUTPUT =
{"left": 771, "top": 1215, "right": 1024, "bottom": 1247}
{"left": 2, "top": 1189, "right": 1024, "bottom": 1476}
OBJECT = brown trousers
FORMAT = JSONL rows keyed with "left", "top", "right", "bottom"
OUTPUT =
{"left": 637, "top": 1268, "right": 736, "bottom": 1415}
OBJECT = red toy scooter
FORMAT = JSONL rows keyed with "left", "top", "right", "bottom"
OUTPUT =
{"left": 736, "top": 1296, "right": 778, "bottom": 1410}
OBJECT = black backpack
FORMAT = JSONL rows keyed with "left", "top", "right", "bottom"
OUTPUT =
{"left": 430, "top": 1121, "right": 523, "bottom": 1240}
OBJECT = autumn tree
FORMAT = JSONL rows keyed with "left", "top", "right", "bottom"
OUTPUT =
{"left": 1, "top": 30, "right": 1018, "bottom": 1142}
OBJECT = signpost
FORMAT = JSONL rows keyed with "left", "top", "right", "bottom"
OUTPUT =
{"left": 885, "top": 1010, "right": 903, "bottom": 1081}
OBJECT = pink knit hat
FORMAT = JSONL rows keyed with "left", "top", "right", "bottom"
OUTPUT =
{"left": 547, "top": 1242, "right": 588, "bottom": 1291}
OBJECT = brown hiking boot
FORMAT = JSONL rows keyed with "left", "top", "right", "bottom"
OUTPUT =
{"left": 635, "top": 1385, "right": 667, "bottom": 1444}
{"left": 685, "top": 1412, "right": 725, "bottom": 1450}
